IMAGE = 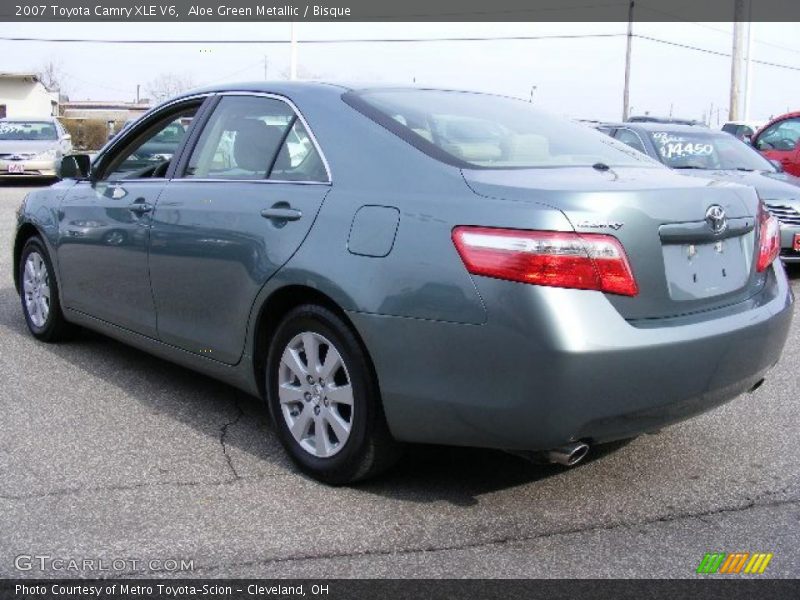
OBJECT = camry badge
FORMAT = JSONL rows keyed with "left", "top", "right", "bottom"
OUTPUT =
{"left": 705, "top": 205, "right": 728, "bottom": 234}
{"left": 577, "top": 220, "right": 624, "bottom": 230}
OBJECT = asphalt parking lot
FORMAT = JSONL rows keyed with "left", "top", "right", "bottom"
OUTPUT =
{"left": 0, "top": 182, "right": 798, "bottom": 579}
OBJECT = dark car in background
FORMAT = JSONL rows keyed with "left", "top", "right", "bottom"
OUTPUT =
{"left": 119, "top": 120, "right": 189, "bottom": 171}
{"left": 601, "top": 122, "right": 800, "bottom": 262}
{"left": 722, "top": 120, "right": 764, "bottom": 142}
{"left": 751, "top": 111, "right": 800, "bottom": 177}
{"left": 13, "top": 83, "right": 792, "bottom": 484}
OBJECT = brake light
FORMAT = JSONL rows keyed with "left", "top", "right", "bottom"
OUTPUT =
{"left": 452, "top": 226, "right": 638, "bottom": 296}
{"left": 756, "top": 205, "right": 780, "bottom": 272}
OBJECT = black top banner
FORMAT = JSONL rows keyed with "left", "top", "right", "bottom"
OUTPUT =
{"left": 2, "top": 0, "right": 800, "bottom": 22}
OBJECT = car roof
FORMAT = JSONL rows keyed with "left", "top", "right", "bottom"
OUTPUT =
{"left": 757, "top": 111, "right": 800, "bottom": 132}
{"left": 627, "top": 115, "right": 702, "bottom": 123}
{"left": 172, "top": 80, "right": 543, "bottom": 103}
{"left": 766, "top": 111, "right": 800, "bottom": 120}
{"left": 602, "top": 122, "right": 727, "bottom": 136}
{"left": 0, "top": 117, "right": 59, "bottom": 122}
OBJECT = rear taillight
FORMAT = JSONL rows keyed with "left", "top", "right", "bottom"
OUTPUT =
{"left": 452, "top": 226, "right": 638, "bottom": 296}
{"left": 756, "top": 205, "right": 780, "bottom": 272}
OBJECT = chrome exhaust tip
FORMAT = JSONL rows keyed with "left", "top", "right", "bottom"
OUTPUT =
{"left": 544, "top": 442, "right": 590, "bottom": 467}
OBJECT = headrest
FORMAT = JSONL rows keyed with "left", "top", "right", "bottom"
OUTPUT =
{"left": 231, "top": 119, "right": 284, "bottom": 174}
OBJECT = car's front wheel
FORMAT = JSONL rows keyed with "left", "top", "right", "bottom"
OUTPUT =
{"left": 18, "top": 237, "right": 74, "bottom": 342}
{"left": 266, "top": 304, "right": 401, "bottom": 484}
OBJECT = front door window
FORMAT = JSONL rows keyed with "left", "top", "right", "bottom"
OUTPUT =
{"left": 100, "top": 108, "right": 198, "bottom": 180}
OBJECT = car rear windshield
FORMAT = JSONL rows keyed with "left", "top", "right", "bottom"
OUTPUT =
{"left": 648, "top": 130, "right": 775, "bottom": 171}
{"left": 0, "top": 121, "right": 58, "bottom": 141}
{"left": 344, "top": 89, "right": 659, "bottom": 169}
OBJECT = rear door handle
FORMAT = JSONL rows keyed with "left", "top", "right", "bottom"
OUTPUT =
{"left": 260, "top": 206, "right": 302, "bottom": 222}
{"left": 128, "top": 201, "right": 153, "bottom": 215}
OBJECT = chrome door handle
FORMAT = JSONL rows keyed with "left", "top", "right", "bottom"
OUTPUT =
{"left": 128, "top": 201, "right": 153, "bottom": 215}
{"left": 260, "top": 207, "right": 302, "bottom": 221}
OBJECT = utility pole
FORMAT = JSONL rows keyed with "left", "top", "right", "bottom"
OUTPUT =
{"left": 136, "top": 84, "right": 140, "bottom": 104}
{"left": 263, "top": 55, "right": 269, "bottom": 80}
{"left": 622, "top": 0, "right": 635, "bottom": 121}
{"left": 290, "top": 22, "right": 298, "bottom": 80}
{"left": 529, "top": 85, "right": 537, "bottom": 103}
{"left": 742, "top": 1, "right": 754, "bottom": 120}
{"left": 729, "top": 0, "right": 745, "bottom": 121}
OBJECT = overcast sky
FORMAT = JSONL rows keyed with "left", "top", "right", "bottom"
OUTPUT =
{"left": 2, "top": 21, "right": 799, "bottom": 123}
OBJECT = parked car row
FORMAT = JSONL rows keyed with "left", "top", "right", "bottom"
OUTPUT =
{"left": 598, "top": 121, "right": 800, "bottom": 262}
{"left": 14, "top": 83, "right": 793, "bottom": 483}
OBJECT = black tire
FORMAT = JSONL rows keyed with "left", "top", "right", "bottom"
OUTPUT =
{"left": 266, "top": 304, "right": 402, "bottom": 484}
{"left": 18, "top": 236, "right": 75, "bottom": 342}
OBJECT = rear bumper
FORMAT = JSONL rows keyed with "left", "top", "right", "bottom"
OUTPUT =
{"left": 350, "top": 263, "right": 793, "bottom": 450}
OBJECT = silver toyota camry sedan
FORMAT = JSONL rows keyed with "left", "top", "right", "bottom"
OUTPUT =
{"left": 0, "top": 117, "right": 73, "bottom": 179}
{"left": 14, "top": 83, "right": 793, "bottom": 484}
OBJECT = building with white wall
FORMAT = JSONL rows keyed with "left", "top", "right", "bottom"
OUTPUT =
{"left": 60, "top": 100, "right": 151, "bottom": 122}
{"left": 0, "top": 73, "right": 59, "bottom": 119}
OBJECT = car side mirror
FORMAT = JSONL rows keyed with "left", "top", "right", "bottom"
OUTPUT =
{"left": 743, "top": 134, "right": 753, "bottom": 145}
{"left": 61, "top": 134, "right": 72, "bottom": 142}
{"left": 60, "top": 154, "right": 91, "bottom": 179}
{"left": 769, "top": 159, "right": 784, "bottom": 173}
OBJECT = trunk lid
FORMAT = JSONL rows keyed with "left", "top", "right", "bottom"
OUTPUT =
{"left": 462, "top": 166, "right": 765, "bottom": 320}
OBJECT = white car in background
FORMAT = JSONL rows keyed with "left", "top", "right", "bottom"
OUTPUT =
{"left": 0, "top": 118, "right": 73, "bottom": 180}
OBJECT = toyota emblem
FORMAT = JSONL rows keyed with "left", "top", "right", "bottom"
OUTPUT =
{"left": 705, "top": 205, "right": 728, "bottom": 234}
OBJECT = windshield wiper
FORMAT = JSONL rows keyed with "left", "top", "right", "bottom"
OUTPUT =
{"left": 672, "top": 166, "right": 706, "bottom": 170}
{"left": 735, "top": 167, "right": 756, "bottom": 172}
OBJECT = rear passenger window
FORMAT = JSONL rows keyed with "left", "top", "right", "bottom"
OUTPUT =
{"left": 184, "top": 95, "right": 327, "bottom": 182}
{"left": 345, "top": 89, "right": 658, "bottom": 169}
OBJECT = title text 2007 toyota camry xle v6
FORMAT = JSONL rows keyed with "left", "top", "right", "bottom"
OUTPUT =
{"left": 13, "top": 83, "right": 793, "bottom": 484}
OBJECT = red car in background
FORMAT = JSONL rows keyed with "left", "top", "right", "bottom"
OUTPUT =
{"left": 752, "top": 111, "right": 800, "bottom": 176}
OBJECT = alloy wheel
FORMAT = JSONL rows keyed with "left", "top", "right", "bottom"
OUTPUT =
{"left": 22, "top": 251, "right": 51, "bottom": 328}
{"left": 278, "top": 331, "right": 354, "bottom": 458}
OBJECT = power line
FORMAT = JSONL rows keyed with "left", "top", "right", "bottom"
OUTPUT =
{"left": 634, "top": 34, "right": 800, "bottom": 72}
{"left": 5, "top": 31, "right": 799, "bottom": 74}
{"left": 0, "top": 33, "right": 628, "bottom": 44}
{"left": 744, "top": 36, "right": 800, "bottom": 57}
{"left": 636, "top": 4, "right": 800, "bottom": 56}
{"left": 67, "top": 74, "right": 133, "bottom": 94}
{"left": 197, "top": 59, "right": 265, "bottom": 85}
{"left": 366, "top": 1, "right": 629, "bottom": 20}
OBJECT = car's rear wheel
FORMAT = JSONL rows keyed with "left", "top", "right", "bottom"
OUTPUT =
{"left": 266, "top": 304, "right": 401, "bottom": 484}
{"left": 19, "top": 237, "right": 74, "bottom": 342}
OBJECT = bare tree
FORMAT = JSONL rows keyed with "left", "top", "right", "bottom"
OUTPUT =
{"left": 145, "top": 73, "right": 196, "bottom": 103}
{"left": 38, "top": 59, "right": 68, "bottom": 93}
